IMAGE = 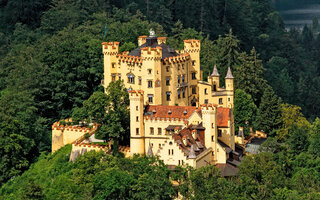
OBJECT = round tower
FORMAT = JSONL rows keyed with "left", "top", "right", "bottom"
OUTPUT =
{"left": 225, "top": 67, "right": 234, "bottom": 107}
{"left": 210, "top": 64, "right": 220, "bottom": 91}
{"left": 129, "top": 90, "right": 145, "bottom": 155}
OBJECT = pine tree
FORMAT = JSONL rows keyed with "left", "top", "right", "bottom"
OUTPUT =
{"left": 256, "top": 85, "right": 282, "bottom": 135}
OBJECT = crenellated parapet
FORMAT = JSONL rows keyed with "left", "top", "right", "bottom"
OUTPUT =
{"left": 141, "top": 46, "right": 162, "bottom": 60}
{"left": 102, "top": 42, "right": 119, "bottom": 55}
{"left": 162, "top": 53, "right": 190, "bottom": 64}
{"left": 184, "top": 39, "right": 200, "bottom": 53}
{"left": 117, "top": 54, "right": 143, "bottom": 64}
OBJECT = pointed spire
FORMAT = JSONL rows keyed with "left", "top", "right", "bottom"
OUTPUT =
{"left": 225, "top": 67, "right": 234, "bottom": 79}
{"left": 211, "top": 65, "right": 220, "bottom": 77}
{"left": 188, "top": 144, "right": 197, "bottom": 159}
{"left": 147, "top": 142, "right": 153, "bottom": 157}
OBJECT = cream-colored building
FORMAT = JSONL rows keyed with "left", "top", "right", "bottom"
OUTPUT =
{"left": 102, "top": 31, "right": 201, "bottom": 106}
{"left": 129, "top": 90, "right": 241, "bottom": 171}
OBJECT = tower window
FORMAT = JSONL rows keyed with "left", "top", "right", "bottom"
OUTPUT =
{"left": 178, "top": 90, "right": 181, "bottom": 99}
{"left": 218, "top": 129, "right": 222, "bottom": 137}
{"left": 136, "top": 128, "right": 139, "bottom": 135}
{"left": 177, "top": 76, "right": 180, "bottom": 84}
{"left": 128, "top": 74, "right": 135, "bottom": 84}
{"left": 138, "top": 77, "right": 142, "bottom": 85}
{"left": 148, "top": 69, "right": 152, "bottom": 74}
{"left": 212, "top": 123, "right": 214, "bottom": 128}
{"left": 166, "top": 92, "right": 171, "bottom": 101}
{"left": 148, "top": 80, "right": 153, "bottom": 88}
{"left": 150, "top": 127, "right": 154, "bottom": 135}
{"left": 168, "top": 149, "right": 170, "bottom": 155}
{"left": 136, "top": 106, "right": 138, "bottom": 111}
{"left": 166, "top": 66, "right": 169, "bottom": 72}
{"left": 136, "top": 116, "right": 139, "bottom": 122}
{"left": 192, "top": 60, "right": 195, "bottom": 66}
{"left": 211, "top": 136, "right": 214, "bottom": 142}
{"left": 192, "top": 72, "right": 196, "bottom": 80}
{"left": 192, "top": 86, "right": 196, "bottom": 94}
{"left": 166, "top": 77, "right": 170, "bottom": 86}
{"left": 213, "top": 84, "right": 217, "bottom": 91}
{"left": 118, "top": 74, "right": 121, "bottom": 79}
{"left": 228, "top": 98, "right": 231, "bottom": 102}
{"left": 172, "top": 149, "right": 174, "bottom": 155}
{"left": 112, "top": 74, "right": 116, "bottom": 82}
{"left": 219, "top": 98, "right": 223, "bottom": 104}
{"left": 182, "top": 75, "right": 185, "bottom": 83}
{"left": 158, "top": 128, "right": 162, "bottom": 135}
{"left": 204, "top": 99, "right": 208, "bottom": 104}
{"left": 148, "top": 94, "right": 153, "bottom": 103}
{"left": 205, "top": 88, "right": 208, "bottom": 95}
{"left": 112, "top": 62, "right": 116, "bottom": 68}
{"left": 182, "top": 89, "right": 185, "bottom": 98}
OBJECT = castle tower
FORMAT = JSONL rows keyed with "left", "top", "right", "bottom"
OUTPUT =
{"left": 138, "top": 36, "right": 147, "bottom": 46}
{"left": 102, "top": 41, "right": 120, "bottom": 92}
{"left": 140, "top": 36, "right": 163, "bottom": 105}
{"left": 184, "top": 39, "right": 201, "bottom": 79}
{"left": 129, "top": 90, "right": 145, "bottom": 155}
{"left": 225, "top": 67, "right": 234, "bottom": 107}
{"left": 201, "top": 104, "right": 218, "bottom": 162}
{"left": 210, "top": 65, "right": 220, "bottom": 91}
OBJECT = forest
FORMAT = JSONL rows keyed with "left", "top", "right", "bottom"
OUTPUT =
{"left": 1, "top": 0, "right": 320, "bottom": 199}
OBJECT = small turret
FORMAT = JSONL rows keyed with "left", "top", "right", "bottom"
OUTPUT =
{"left": 225, "top": 67, "right": 234, "bottom": 79}
{"left": 210, "top": 65, "right": 220, "bottom": 90}
{"left": 225, "top": 67, "right": 234, "bottom": 108}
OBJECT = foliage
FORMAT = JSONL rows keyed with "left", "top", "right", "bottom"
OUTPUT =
{"left": 277, "top": 104, "right": 311, "bottom": 141}
{"left": 256, "top": 86, "right": 282, "bottom": 135}
{"left": 234, "top": 89, "right": 257, "bottom": 135}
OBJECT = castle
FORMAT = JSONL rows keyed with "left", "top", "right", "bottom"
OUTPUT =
{"left": 52, "top": 30, "right": 242, "bottom": 173}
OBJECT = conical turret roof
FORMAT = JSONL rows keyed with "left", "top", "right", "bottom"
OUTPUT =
{"left": 211, "top": 65, "right": 220, "bottom": 77}
{"left": 225, "top": 67, "right": 234, "bottom": 79}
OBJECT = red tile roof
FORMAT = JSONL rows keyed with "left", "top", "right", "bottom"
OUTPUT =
{"left": 217, "top": 107, "right": 230, "bottom": 127}
{"left": 144, "top": 105, "right": 230, "bottom": 127}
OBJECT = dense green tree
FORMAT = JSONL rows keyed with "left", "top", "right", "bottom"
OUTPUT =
{"left": 286, "top": 126, "right": 310, "bottom": 155}
{"left": 256, "top": 86, "right": 282, "bottom": 135}
{"left": 234, "top": 89, "right": 257, "bottom": 135}
{"left": 277, "top": 104, "right": 310, "bottom": 140}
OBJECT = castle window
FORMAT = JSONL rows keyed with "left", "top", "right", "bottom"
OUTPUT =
{"left": 178, "top": 90, "right": 181, "bottom": 99}
{"left": 192, "top": 60, "right": 195, "bottom": 66}
{"left": 182, "top": 75, "right": 185, "bottom": 83}
{"left": 168, "top": 149, "right": 170, "bottom": 155}
{"left": 192, "top": 86, "right": 196, "bottom": 94}
{"left": 136, "top": 128, "right": 139, "bottom": 135}
{"left": 148, "top": 80, "right": 153, "bottom": 88}
{"left": 213, "top": 84, "right": 217, "bottom": 91}
{"left": 159, "top": 144, "right": 161, "bottom": 148}
{"left": 127, "top": 74, "right": 135, "bottom": 84}
{"left": 112, "top": 62, "right": 116, "bottom": 68}
{"left": 219, "top": 98, "right": 223, "bottom": 104}
{"left": 211, "top": 136, "right": 214, "bottom": 142}
{"left": 182, "top": 160, "right": 184, "bottom": 165}
{"left": 166, "top": 77, "right": 170, "bottom": 86}
{"left": 148, "top": 94, "right": 153, "bottom": 103}
{"left": 136, "top": 106, "right": 138, "bottom": 111}
{"left": 182, "top": 89, "right": 185, "bottom": 98}
{"left": 112, "top": 74, "right": 116, "bottom": 82}
{"left": 178, "top": 160, "right": 181, "bottom": 165}
{"left": 182, "top": 64, "right": 184, "bottom": 70}
{"left": 136, "top": 116, "right": 139, "bottom": 122}
{"left": 158, "top": 128, "right": 162, "bottom": 135}
{"left": 166, "top": 66, "right": 169, "bottom": 72}
{"left": 138, "top": 77, "right": 142, "bottom": 85}
{"left": 228, "top": 98, "right": 230, "bottom": 102}
{"left": 177, "top": 75, "right": 180, "bottom": 84}
{"left": 150, "top": 127, "right": 154, "bottom": 135}
{"left": 178, "top": 64, "right": 180, "bottom": 70}
{"left": 172, "top": 149, "right": 174, "bottom": 155}
{"left": 148, "top": 69, "right": 152, "bottom": 74}
{"left": 166, "top": 92, "right": 171, "bottom": 101}
{"left": 169, "top": 141, "right": 173, "bottom": 145}
{"left": 205, "top": 88, "right": 208, "bottom": 95}
{"left": 218, "top": 129, "right": 222, "bottom": 137}
{"left": 204, "top": 99, "right": 208, "bottom": 104}
{"left": 212, "top": 123, "right": 214, "bottom": 128}
{"left": 192, "top": 72, "right": 196, "bottom": 80}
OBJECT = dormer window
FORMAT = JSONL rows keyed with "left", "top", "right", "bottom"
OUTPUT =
{"left": 168, "top": 109, "right": 172, "bottom": 114}
{"left": 183, "top": 110, "right": 187, "bottom": 115}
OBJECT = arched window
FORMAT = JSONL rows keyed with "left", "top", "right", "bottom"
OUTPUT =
{"left": 127, "top": 74, "right": 135, "bottom": 84}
